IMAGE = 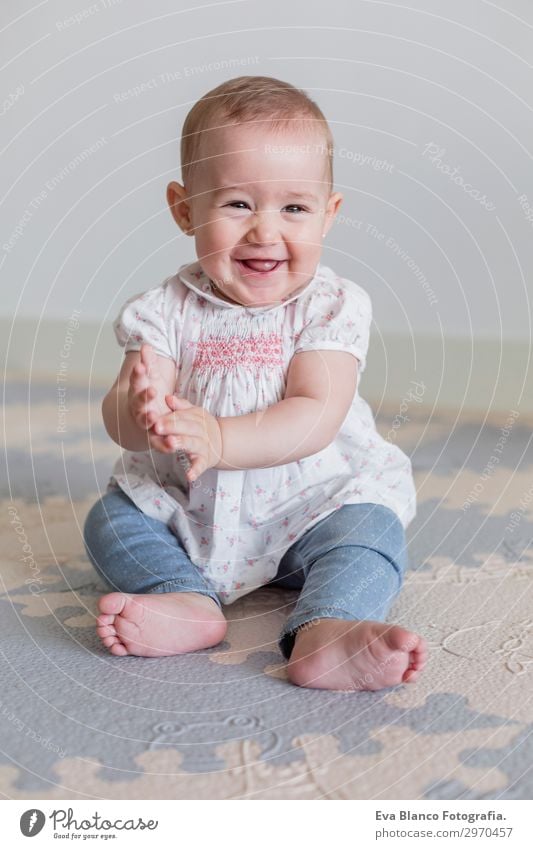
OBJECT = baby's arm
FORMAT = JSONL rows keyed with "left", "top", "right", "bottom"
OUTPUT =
{"left": 102, "top": 344, "right": 177, "bottom": 452}
{"left": 216, "top": 349, "right": 358, "bottom": 470}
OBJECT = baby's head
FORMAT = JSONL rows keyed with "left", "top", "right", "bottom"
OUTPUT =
{"left": 167, "top": 76, "right": 342, "bottom": 307}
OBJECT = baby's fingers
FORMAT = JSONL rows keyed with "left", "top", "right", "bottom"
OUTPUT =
{"left": 137, "top": 407, "right": 158, "bottom": 430}
{"left": 184, "top": 455, "right": 205, "bottom": 483}
{"left": 131, "top": 391, "right": 160, "bottom": 429}
{"left": 140, "top": 343, "right": 154, "bottom": 367}
{"left": 147, "top": 432, "right": 175, "bottom": 454}
{"left": 131, "top": 383, "right": 156, "bottom": 406}
{"left": 129, "top": 361, "right": 150, "bottom": 394}
{"left": 143, "top": 403, "right": 159, "bottom": 428}
{"left": 140, "top": 344, "right": 160, "bottom": 379}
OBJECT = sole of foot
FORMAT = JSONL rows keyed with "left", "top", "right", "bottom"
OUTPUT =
{"left": 96, "top": 591, "right": 227, "bottom": 657}
{"left": 287, "top": 618, "right": 428, "bottom": 691}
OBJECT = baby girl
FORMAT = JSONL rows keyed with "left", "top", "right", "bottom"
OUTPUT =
{"left": 83, "top": 75, "right": 427, "bottom": 691}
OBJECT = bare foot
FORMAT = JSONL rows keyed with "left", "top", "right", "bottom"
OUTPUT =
{"left": 286, "top": 618, "right": 428, "bottom": 691}
{"left": 96, "top": 591, "right": 227, "bottom": 657}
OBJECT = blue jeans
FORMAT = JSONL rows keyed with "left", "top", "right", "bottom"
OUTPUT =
{"left": 83, "top": 488, "right": 408, "bottom": 660}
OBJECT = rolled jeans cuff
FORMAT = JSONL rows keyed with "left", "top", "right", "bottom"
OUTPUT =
{"left": 279, "top": 608, "right": 360, "bottom": 661}
{"left": 146, "top": 579, "right": 222, "bottom": 609}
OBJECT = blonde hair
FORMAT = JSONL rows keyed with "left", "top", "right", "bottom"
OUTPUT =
{"left": 180, "top": 75, "right": 334, "bottom": 192}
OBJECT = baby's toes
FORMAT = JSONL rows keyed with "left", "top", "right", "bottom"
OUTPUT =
{"left": 96, "top": 623, "right": 116, "bottom": 639}
{"left": 96, "top": 613, "right": 115, "bottom": 627}
{"left": 109, "top": 640, "right": 129, "bottom": 656}
{"left": 98, "top": 592, "right": 128, "bottom": 617}
{"left": 410, "top": 654, "right": 427, "bottom": 672}
{"left": 100, "top": 633, "right": 120, "bottom": 648}
{"left": 97, "top": 629, "right": 130, "bottom": 655}
{"left": 402, "top": 668, "right": 420, "bottom": 684}
{"left": 383, "top": 624, "right": 417, "bottom": 653}
{"left": 411, "top": 639, "right": 428, "bottom": 670}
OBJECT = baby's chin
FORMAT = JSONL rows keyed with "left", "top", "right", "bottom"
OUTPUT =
{"left": 199, "top": 258, "right": 319, "bottom": 306}
{"left": 232, "top": 274, "right": 302, "bottom": 303}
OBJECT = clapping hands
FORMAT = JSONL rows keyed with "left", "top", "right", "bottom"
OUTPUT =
{"left": 128, "top": 343, "right": 222, "bottom": 482}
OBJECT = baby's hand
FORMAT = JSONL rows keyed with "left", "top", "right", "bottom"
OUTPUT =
{"left": 128, "top": 344, "right": 174, "bottom": 431}
{"left": 150, "top": 395, "right": 223, "bottom": 482}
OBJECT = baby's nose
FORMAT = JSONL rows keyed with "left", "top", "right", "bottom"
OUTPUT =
{"left": 246, "top": 210, "right": 280, "bottom": 244}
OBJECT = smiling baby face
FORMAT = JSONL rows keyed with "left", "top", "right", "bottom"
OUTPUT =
{"left": 167, "top": 123, "right": 342, "bottom": 307}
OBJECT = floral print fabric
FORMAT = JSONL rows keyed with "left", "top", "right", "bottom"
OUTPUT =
{"left": 108, "top": 261, "right": 416, "bottom": 604}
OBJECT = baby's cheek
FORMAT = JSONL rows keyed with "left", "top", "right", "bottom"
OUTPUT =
{"left": 208, "top": 218, "right": 239, "bottom": 247}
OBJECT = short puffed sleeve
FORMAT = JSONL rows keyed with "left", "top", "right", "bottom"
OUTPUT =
{"left": 113, "top": 279, "right": 178, "bottom": 361}
{"left": 293, "top": 280, "right": 372, "bottom": 372}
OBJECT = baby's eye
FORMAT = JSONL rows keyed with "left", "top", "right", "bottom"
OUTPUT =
{"left": 225, "top": 201, "right": 250, "bottom": 210}
{"left": 284, "top": 205, "right": 307, "bottom": 214}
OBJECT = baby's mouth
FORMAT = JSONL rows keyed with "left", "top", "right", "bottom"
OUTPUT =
{"left": 235, "top": 258, "right": 286, "bottom": 274}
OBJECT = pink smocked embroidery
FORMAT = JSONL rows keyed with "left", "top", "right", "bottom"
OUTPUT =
{"left": 193, "top": 331, "right": 283, "bottom": 372}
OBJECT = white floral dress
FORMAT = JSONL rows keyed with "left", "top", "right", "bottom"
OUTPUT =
{"left": 108, "top": 260, "right": 417, "bottom": 604}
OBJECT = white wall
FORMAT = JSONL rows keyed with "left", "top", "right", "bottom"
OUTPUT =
{"left": 2, "top": 0, "right": 532, "bottom": 409}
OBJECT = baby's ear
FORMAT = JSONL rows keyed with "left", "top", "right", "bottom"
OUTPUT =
{"left": 327, "top": 191, "right": 343, "bottom": 218}
{"left": 166, "top": 181, "right": 193, "bottom": 234}
{"left": 323, "top": 191, "right": 343, "bottom": 236}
